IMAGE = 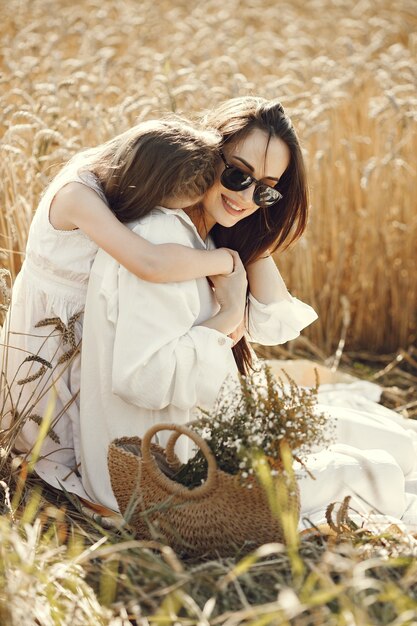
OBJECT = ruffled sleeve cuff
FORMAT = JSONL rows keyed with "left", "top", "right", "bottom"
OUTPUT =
{"left": 246, "top": 293, "right": 318, "bottom": 345}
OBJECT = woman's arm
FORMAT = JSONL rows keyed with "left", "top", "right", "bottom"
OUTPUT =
{"left": 244, "top": 253, "right": 318, "bottom": 345}
{"left": 50, "top": 182, "right": 234, "bottom": 282}
{"left": 246, "top": 254, "right": 292, "bottom": 304}
{"left": 111, "top": 272, "right": 237, "bottom": 411}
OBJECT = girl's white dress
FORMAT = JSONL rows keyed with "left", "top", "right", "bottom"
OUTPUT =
{"left": 0, "top": 169, "right": 103, "bottom": 490}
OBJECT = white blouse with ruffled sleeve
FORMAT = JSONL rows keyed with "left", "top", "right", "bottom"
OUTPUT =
{"left": 79, "top": 206, "right": 317, "bottom": 510}
{"left": 246, "top": 292, "right": 317, "bottom": 345}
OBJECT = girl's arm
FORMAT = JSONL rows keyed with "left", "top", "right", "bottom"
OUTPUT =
{"left": 49, "top": 182, "right": 234, "bottom": 282}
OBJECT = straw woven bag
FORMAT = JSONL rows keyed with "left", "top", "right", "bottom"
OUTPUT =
{"left": 108, "top": 422, "right": 300, "bottom": 557}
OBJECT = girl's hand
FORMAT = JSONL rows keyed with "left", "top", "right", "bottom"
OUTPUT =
{"left": 222, "top": 248, "right": 241, "bottom": 275}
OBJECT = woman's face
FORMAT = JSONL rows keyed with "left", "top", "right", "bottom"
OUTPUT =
{"left": 200, "top": 128, "right": 290, "bottom": 235}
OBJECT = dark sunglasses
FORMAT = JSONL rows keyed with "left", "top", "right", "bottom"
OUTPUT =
{"left": 219, "top": 151, "right": 283, "bottom": 208}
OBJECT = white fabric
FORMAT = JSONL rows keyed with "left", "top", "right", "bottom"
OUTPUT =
{"left": 246, "top": 293, "right": 318, "bottom": 345}
{"left": 298, "top": 397, "right": 417, "bottom": 533}
{"left": 0, "top": 168, "right": 103, "bottom": 475}
{"left": 35, "top": 353, "right": 417, "bottom": 534}
{"left": 267, "top": 359, "right": 417, "bottom": 530}
{"left": 299, "top": 445, "right": 407, "bottom": 521}
{"left": 78, "top": 207, "right": 318, "bottom": 509}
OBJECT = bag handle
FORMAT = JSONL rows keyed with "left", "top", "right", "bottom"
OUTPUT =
{"left": 165, "top": 419, "right": 199, "bottom": 464}
{"left": 141, "top": 423, "right": 218, "bottom": 500}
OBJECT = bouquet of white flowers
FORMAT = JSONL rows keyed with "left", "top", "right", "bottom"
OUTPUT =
{"left": 174, "top": 362, "right": 332, "bottom": 488}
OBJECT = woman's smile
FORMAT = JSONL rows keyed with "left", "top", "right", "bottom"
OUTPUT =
{"left": 221, "top": 194, "right": 249, "bottom": 215}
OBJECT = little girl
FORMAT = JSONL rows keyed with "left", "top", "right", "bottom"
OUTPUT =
{"left": 0, "top": 117, "right": 234, "bottom": 474}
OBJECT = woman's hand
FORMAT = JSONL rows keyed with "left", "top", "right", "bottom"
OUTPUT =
{"left": 228, "top": 318, "right": 246, "bottom": 346}
{"left": 209, "top": 252, "right": 247, "bottom": 322}
{"left": 200, "top": 251, "right": 247, "bottom": 337}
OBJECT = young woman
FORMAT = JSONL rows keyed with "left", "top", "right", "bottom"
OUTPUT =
{"left": 78, "top": 97, "right": 318, "bottom": 508}
{"left": 80, "top": 98, "right": 417, "bottom": 535}
{"left": 201, "top": 98, "right": 417, "bottom": 531}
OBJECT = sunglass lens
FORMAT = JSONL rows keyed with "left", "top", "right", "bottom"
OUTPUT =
{"left": 221, "top": 167, "right": 253, "bottom": 191}
{"left": 253, "top": 185, "right": 275, "bottom": 206}
{"left": 253, "top": 185, "right": 281, "bottom": 207}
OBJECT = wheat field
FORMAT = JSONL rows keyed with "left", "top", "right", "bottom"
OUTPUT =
{"left": 1, "top": 0, "right": 416, "bottom": 356}
{"left": 1, "top": 2, "right": 417, "bottom": 623}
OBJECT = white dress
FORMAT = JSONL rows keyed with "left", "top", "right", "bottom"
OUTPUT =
{"left": 6, "top": 177, "right": 417, "bottom": 533}
{"left": 0, "top": 168, "right": 103, "bottom": 486}
{"left": 78, "top": 207, "right": 319, "bottom": 510}
{"left": 77, "top": 201, "right": 417, "bottom": 530}
{"left": 78, "top": 204, "right": 417, "bottom": 528}
{"left": 299, "top": 387, "right": 417, "bottom": 532}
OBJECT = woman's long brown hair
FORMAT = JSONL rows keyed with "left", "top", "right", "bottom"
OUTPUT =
{"left": 202, "top": 97, "right": 309, "bottom": 375}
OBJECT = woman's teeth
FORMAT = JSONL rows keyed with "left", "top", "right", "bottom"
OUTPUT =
{"left": 224, "top": 197, "right": 245, "bottom": 212}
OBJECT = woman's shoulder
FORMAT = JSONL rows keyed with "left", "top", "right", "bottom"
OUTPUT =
{"left": 129, "top": 207, "right": 200, "bottom": 248}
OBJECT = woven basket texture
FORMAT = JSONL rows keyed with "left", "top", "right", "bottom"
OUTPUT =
{"left": 108, "top": 423, "right": 300, "bottom": 557}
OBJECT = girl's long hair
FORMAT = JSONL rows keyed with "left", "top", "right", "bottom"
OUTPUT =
{"left": 65, "top": 118, "right": 221, "bottom": 222}
{"left": 202, "top": 97, "right": 309, "bottom": 375}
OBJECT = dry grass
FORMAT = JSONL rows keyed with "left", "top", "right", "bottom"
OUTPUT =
{"left": 0, "top": 341, "right": 415, "bottom": 624}
{"left": 2, "top": 461, "right": 417, "bottom": 625}
{"left": 0, "top": 0, "right": 416, "bottom": 354}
